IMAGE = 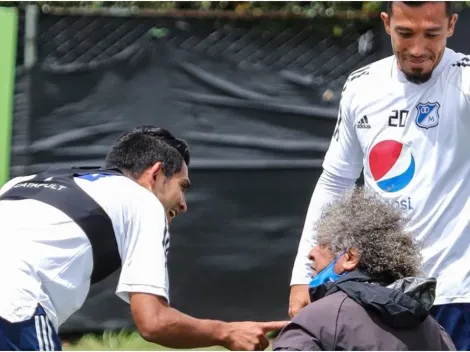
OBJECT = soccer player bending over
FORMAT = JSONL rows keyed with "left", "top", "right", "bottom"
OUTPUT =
{"left": 0, "top": 125, "right": 287, "bottom": 351}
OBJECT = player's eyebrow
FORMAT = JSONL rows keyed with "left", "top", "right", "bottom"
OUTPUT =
{"left": 395, "top": 25, "right": 442, "bottom": 32}
{"left": 426, "top": 26, "right": 443, "bottom": 32}
{"left": 395, "top": 26, "right": 413, "bottom": 31}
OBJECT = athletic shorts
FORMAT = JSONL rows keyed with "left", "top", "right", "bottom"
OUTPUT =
{"left": 431, "top": 303, "right": 470, "bottom": 351}
{"left": 0, "top": 305, "right": 61, "bottom": 351}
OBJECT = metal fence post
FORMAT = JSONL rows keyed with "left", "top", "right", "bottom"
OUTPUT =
{"left": 23, "top": 5, "right": 38, "bottom": 175}
{"left": 24, "top": 5, "right": 38, "bottom": 69}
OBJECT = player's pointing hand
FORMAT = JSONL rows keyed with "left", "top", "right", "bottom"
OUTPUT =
{"left": 220, "top": 320, "right": 289, "bottom": 351}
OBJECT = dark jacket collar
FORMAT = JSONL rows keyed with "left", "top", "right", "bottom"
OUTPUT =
{"left": 309, "top": 270, "right": 437, "bottom": 329}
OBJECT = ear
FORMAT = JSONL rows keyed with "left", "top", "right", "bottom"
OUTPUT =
{"left": 380, "top": 12, "right": 391, "bottom": 35}
{"left": 447, "top": 14, "right": 458, "bottom": 37}
{"left": 148, "top": 161, "right": 164, "bottom": 186}
{"left": 340, "top": 248, "right": 360, "bottom": 272}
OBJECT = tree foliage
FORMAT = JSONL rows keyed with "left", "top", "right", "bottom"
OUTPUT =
{"left": 0, "top": 1, "right": 460, "bottom": 14}
{"left": 3, "top": 1, "right": 469, "bottom": 20}
{"left": 1, "top": 1, "right": 379, "bottom": 11}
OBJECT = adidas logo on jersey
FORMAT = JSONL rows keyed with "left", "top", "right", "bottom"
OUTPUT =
{"left": 357, "top": 115, "right": 371, "bottom": 129}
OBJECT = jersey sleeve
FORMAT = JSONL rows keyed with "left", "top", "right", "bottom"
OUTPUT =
{"left": 115, "top": 192, "right": 170, "bottom": 304}
{"left": 322, "top": 80, "right": 364, "bottom": 179}
{"left": 464, "top": 56, "right": 470, "bottom": 100}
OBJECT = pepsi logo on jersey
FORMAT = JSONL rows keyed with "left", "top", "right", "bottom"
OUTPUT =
{"left": 365, "top": 190, "right": 414, "bottom": 211}
{"left": 366, "top": 140, "right": 415, "bottom": 211}
{"left": 368, "top": 140, "right": 415, "bottom": 193}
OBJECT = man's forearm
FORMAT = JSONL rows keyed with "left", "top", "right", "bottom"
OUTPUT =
{"left": 290, "top": 169, "right": 357, "bottom": 285}
{"left": 131, "top": 292, "right": 287, "bottom": 351}
{"left": 141, "top": 305, "right": 228, "bottom": 349}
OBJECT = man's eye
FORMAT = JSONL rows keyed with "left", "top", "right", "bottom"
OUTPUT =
{"left": 398, "top": 32, "right": 412, "bottom": 38}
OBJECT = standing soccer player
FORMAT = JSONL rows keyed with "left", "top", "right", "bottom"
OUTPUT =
{"left": 289, "top": 2, "right": 470, "bottom": 350}
{"left": 0, "top": 125, "right": 287, "bottom": 351}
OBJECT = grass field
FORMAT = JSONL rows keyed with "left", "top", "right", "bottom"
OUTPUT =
{"left": 63, "top": 331, "right": 274, "bottom": 351}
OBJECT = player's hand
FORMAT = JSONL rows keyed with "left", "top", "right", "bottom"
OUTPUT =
{"left": 220, "top": 320, "right": 289, "bottom": 351}
{"left": 288, "top": 284, "right": 310, "bottom": 319}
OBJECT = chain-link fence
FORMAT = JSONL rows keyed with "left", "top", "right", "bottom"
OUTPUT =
{"left": 38, "top": 11, "right": 381, "bottom": 87}
{"left": 15, "top": 7, "right": 383, "bottom": 80}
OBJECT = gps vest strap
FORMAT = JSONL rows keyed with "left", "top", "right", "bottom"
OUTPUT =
{"left": 0, "top": 167, "right": 123, "bottom": 284}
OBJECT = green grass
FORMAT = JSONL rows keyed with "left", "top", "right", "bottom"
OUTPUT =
{"left": 63, "top": 330, "right": 275, "bottom": 351}
{"left": 63, "top": 330, "right": 223, "bottom": 351}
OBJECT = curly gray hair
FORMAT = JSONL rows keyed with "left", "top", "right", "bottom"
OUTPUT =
{"left": 315, "top": 187, "right": 422, "bottom": 282}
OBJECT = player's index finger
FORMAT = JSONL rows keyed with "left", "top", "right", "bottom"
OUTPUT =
{"left": 259, "top": 320, "right": 290, "bottom": 332}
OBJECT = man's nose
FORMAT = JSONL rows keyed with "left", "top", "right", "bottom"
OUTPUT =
{"left": 308, "top": 247, "right": 316, "bottom": 261}
{"left": 179, "top": 196, "right": 187, "bottom": 213}
{"left": 408, "top": 38, "right": 427, "bottom": 57}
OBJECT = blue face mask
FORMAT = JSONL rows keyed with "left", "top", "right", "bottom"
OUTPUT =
{"left": 309, "top": 253, "right": 345, "bottom": 289}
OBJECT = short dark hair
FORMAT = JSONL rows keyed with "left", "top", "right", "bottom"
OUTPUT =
{"left": 105, "top": 125, "right": 190, "bottom": 179}
{"left": 387, "top": 1, "right": 454, "bottom": 18}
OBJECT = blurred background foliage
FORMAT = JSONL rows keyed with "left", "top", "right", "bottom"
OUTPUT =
{"left": 2, "top": 1, "right": 470, "bottom": 17}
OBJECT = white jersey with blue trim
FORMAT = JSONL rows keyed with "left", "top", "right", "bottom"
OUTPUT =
{"left": 293, "top": 48, "right": 470, "bottom": 305}
{"left": 0, "top": 173, "right": 170, "bottom": 331}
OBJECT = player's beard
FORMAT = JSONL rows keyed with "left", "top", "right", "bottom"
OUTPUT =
{"left": 403, "top": 69, "right": 432, "bottom": 85}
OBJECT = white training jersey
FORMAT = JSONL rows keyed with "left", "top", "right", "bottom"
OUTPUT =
{"left": 0, "top": 173, "right": 170, "bottom": 331}
{"left": 292, "top": 48, "right": 470, "bottom": 305}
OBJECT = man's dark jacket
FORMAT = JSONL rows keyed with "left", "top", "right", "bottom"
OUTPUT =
{"left": 274, "top": 271, "right": 455, "bottom": 351}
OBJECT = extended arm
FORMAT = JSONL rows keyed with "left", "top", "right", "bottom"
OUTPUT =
{"left": 130, "top": 292, "right": 287, "bottom": 350}
{"left": 289, "top": 79, "right": 364, "bottom": 317}
{"left": 118, "top": 190, "right": 288, "bottom": 351}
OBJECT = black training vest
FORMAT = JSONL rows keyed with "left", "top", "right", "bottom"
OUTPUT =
{"left": 0, "top": 167, "right": 123, "bottom": 284}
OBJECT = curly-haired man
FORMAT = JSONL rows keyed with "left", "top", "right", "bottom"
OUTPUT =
{"left": 275, "top": 187, "right": 455, "bottom": 351}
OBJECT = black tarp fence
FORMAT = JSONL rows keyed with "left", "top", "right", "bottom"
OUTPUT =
{"left": 10, "top": 6, "right": 470, "bottom": 335}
